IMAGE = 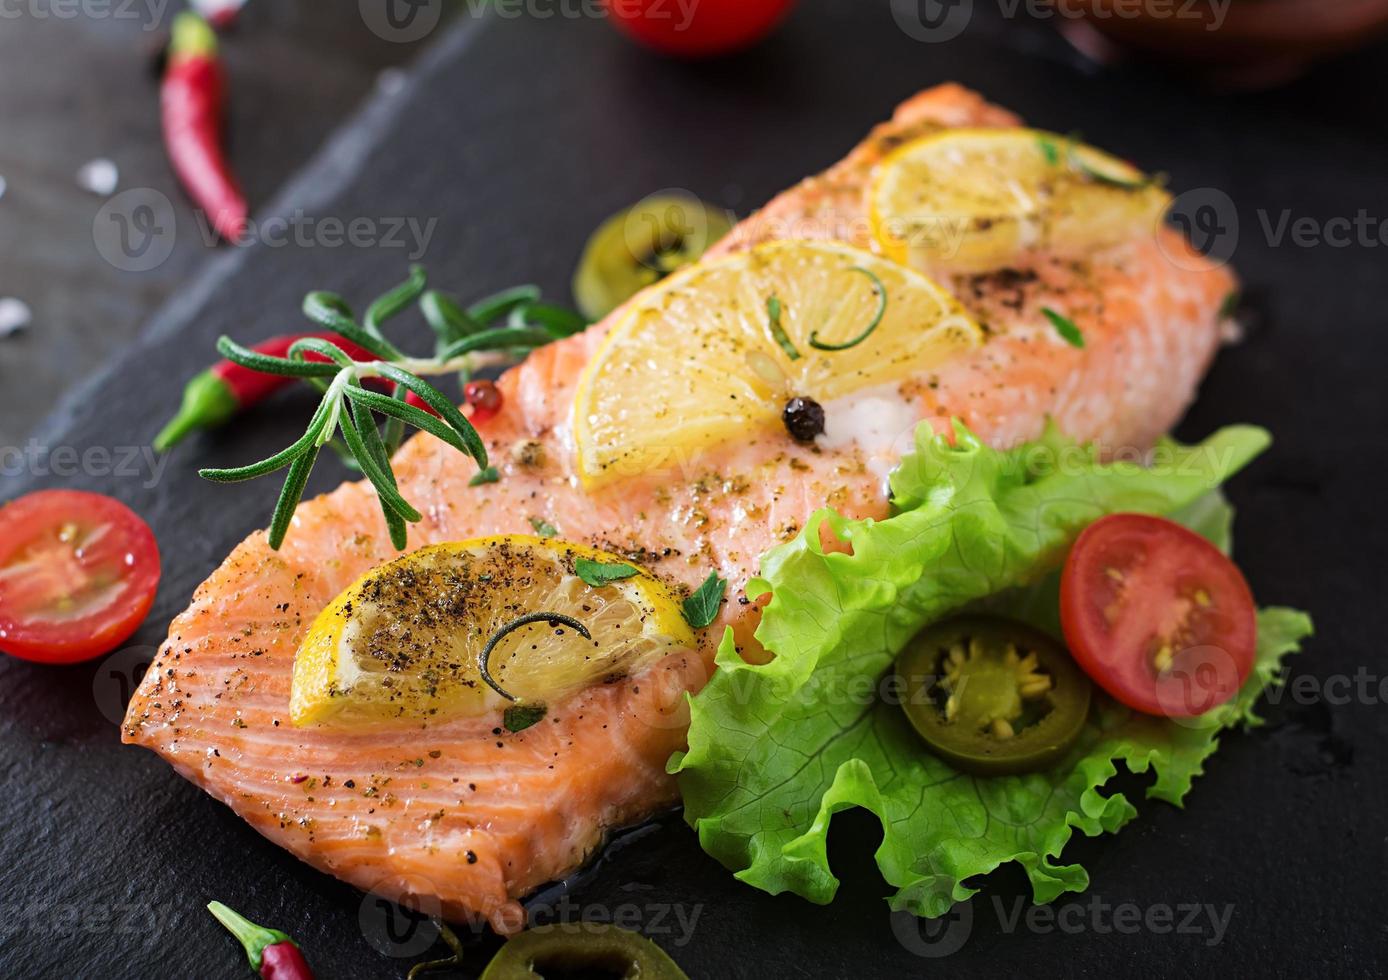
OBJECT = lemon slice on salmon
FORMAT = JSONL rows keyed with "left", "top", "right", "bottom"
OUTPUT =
{"left": 572, "top": 240, "right": 982, "bottom": 486}
{"left": 869, "top": 128, "right": 1171, "bottom": 274}
{"left": 290, "top": 536, "right": 692, "bottom": 728}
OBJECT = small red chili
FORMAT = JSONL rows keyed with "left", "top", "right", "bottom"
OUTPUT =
{"left": 207, "top": 901, "right": 314, "bottom": 980}
{"left": 404, "top": 390, "right": 441, "bottom": 419}
{"left": 464, "top": 379, "right": 504, "bottom": 424}
{"left": 163, "top": 13, "right": 247, "bottom": 244}
{"left": 154, "top": 332, "right": 384, "bottom": 451}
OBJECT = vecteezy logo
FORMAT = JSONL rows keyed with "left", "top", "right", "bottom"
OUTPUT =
{"left": 890, "top": 0, "right": 974, "bottom": 43}
{"left": 360, "top": 0, "right": 443, "bottom": 42}
{"left": 1160, "top": 186, "right": 1239, "bottom": 270}
{"left": 891, "top": 899, "right": 974, "bottom": 958}
{"left": 890, "top": 878, "right": 974, "bottom": 959}
{"left": 93, "top": 188, "right": 177, "bottom": 272}
{"left": 358, "top": 879, "right": 445, "bottom": 958}
{"left": 620, "top": 189, "right": 728, "bottom": 276}
{"left": 92, "top": 645, "right": 158, "bottom": 726}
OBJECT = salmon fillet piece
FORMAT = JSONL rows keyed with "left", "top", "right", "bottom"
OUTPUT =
{"left": 123, "top": 84, "right": 1234, "bottom": 933}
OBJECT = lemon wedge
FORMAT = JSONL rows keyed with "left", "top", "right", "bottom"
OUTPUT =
{"left": 572, "top": 240, "right": 981, "bottom": 486}
{"left": 869, "top": 128, "right": 1171, "bottom": 275}
{"left": 290, "top": 535, "right": 692, "bottom": 728}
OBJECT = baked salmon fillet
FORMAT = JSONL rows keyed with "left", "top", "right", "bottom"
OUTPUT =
{"left": 123, "top": 84, "right": 1234, "bottom": 933}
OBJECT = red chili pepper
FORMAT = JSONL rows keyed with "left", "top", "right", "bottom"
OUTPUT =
{"left": 404, "top": 390, "right": 439, "bottom": 418}
{"left": 163, "top": 13, "right": 247, "bottom": 244}
{"left": 154, "top": 332, "right": 382, "bottom": 451}
{"left": 207, "top": 901, "right": 314, "bottom": 980}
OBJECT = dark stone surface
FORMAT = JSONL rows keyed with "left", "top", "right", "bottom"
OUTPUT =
{"left": 1, "top": 2, "right": 1385, "bottom": 977}
{"left": 0, "top": 2, "right": 435, "bottom": 446}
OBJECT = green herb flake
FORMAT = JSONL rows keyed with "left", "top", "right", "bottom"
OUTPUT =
{"left": 575, "top": 557, "right": 640, "bottom": 587}
{"left": 808, "top": 266, "right": 888, "bottom": 352}
{"left": 529, "top": 517, "right": 559, "bottom": 538}
{"left": 1037, "top": 134, "right": 1060, "bottom": 166}
{"left": 767, "top": 295, "right": 801, "bottom": 361}
{"left": 503, "top": 702, "right": 548, "bottom": 733}
{"left": 682, "top": 571, "right": 727, "bottom": 629}
{"left": 469, "top": 466, "right": 500, "bottom": 487}
{"left": 1041, "top": 307, "right": 1085, "bottom": 349}
{"left": 1064, "top": 134, "right": 1154, "bottom": 190}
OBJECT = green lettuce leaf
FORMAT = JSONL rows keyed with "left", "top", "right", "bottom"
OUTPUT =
{"left": 670, "top": 423, "right": 1312, "bottom": 916}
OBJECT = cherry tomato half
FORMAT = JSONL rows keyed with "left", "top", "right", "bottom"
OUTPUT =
{"left": 1060, "top": 513, "right": 1256, "bottom": 718}
{"left": 604, "top": 0, "right": 796, "bottom": 58}
{"left": 0, "top": 490, "right": 161, "bottom": 664}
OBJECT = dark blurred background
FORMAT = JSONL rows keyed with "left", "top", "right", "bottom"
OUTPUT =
{"left": 3, "top": 0, "right": 1388, "bottom": 446}
{"left": 0, "top": 3, "right": 434, "bottom": 445}
{"left": 2, "top": 4, "right": 1387, "bottom": 976}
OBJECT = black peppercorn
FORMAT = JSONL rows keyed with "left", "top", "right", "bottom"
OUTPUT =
{"left": 782, "top": 397, "right": 825, "bottom": 442}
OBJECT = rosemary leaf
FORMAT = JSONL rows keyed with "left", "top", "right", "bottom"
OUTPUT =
{"left": 438, "top": 327, "right": 554, "bottom": 361}
{"left": 287, "top": 336, "right": 358, "bottom": 368}
{"left": 468, "top": 284, "right": 540, "bottom": 325}
{"left": 322, "top": 437, "right": 364, "bottom": 473}
{"left": 421, "top": 289, "right": 483, "bottom": 348}
{"left": 374, "top": 364, "right": 487, "bottom": 467}
{"left": 809, "top": 266, "right": 887, "bottom": 351}
{"left": 216, "top": 336, "right": 341, "bottom": 379}
{"left": 302, "top": 291, "right": 401, "bottom": 360}
{"left": 767, "top": 295, "right": 801, "bottom": 361}
{"left": 344, "top": 385, "right": 471, "bottom": 457}
{"left": 339, "top": 407, "right": 422, "bottom": 523}
{"left": 478, "top": 612, "right": 590, "bottom": 702}
{"left": 381, "top": 383, "right": 409, "bottom": 457}
{"left": 469, "top": 466, "right": 500, "bottom": 487}
{"left": 199, "top": 389, "right": 336, "bottom": 483}
{"left": 364, "top": 265, "right": 427, "bottom": 336}
{"left": 508, "top": 301, "right": 588, "bottom": 339}
{"left": 267, "top": 445, "right": 319, "bottom": 550}
{"left": 347, "top": 382, "right": 408, "bottom": 549}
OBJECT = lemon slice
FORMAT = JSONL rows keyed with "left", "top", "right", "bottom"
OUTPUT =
{"left": 572, "top": 240, "right": 982, "bottom": 486}
{"left": 290, "top": 535, "right": 693, "bottom": 728}
{"left": 869, "top": 128, "right": 1171, "bottom": 274}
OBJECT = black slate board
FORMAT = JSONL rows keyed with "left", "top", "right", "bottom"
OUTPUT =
{"left": 2, "top": 3, "right": 1385, "bottom": 977}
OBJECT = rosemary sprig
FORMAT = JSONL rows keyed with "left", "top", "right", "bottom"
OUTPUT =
{"left": 477, "top": 612, "right": 591, "bottom": 702}
{"left": 808, "top": 266, "right": 888, "bottom": 351}
{"left": 198, "top": 267, "right": 582, "bottom": 551}
{"left": 766, "top": 294, "right": 800, "bottom": 361}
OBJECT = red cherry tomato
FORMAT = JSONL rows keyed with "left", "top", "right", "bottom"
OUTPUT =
{"left": 0, "top": 490, "right": 161, "bottom": 664}
{"left": 604, "top": 0, "right": 796, "bottom": 57}
{"left": 1059, "top": 513, "right": 1256, "bottom": 718}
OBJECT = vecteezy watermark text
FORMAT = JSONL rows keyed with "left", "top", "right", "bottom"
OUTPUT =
{"left": 360, "top": 0, "right": 699, "bottom": 42}
{"left": 0, "top": 0, "right": 169, "bottom": 29}
{"left": 891, "top": 0, "right": 1231, "bottom": 44}
{"left": 893, "top": 895, "right": 1234, "bottom": 957}
{"left": 195, "top": 209, "right": 439, "bottom": 260}
{"left": 0, "top": 441, "right": 168, "bottom": 489}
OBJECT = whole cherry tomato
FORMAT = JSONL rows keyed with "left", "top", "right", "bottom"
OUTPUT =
{"left": 604, "top": 0, "right": 797, "bottom": 57}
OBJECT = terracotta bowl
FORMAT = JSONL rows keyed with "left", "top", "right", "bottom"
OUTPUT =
{"left": 1057, "top": 0, "right": 1388, "bottom": 88}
